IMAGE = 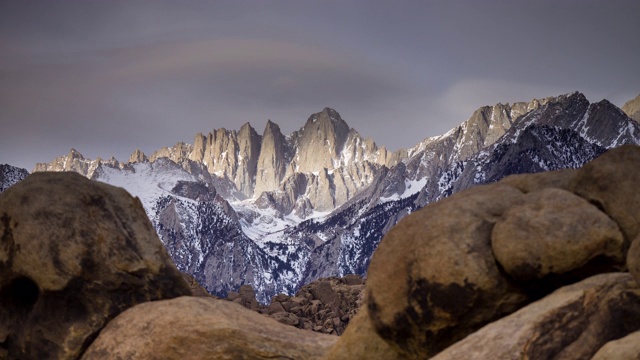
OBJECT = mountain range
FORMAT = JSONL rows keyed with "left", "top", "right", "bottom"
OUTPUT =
{"left": 3, "top": 91, "right": 639, "bottom": 302}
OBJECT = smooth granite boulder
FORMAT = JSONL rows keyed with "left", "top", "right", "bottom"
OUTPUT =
{"left": 82, "top": 296, "right": 337, "bottom": 360}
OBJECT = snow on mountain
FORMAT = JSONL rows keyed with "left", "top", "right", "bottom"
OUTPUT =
{"left": 0, "top": 164, "right": 29, "bottom": 193}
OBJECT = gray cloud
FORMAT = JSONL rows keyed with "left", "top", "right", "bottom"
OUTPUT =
{"left": 1, "top": 0, "right": 639, "bottom": 170}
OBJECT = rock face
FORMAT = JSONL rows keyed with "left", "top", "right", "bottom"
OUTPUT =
{"left": 33, "top": 148, "right": 122, "bottom": 179}
{"left": 329, "top": 145, "right": 640, "bottom": 359}
{"left": 81, "top": 296, "right": 337, "bottom": 360}
{"left": 254, "top": 120, "right": 287, "bottom": 197}
{"left": 128, "top": 148, "right": 148, "bottom": 163}
{"left": 0, "top": 172, "right": 191, "bottom": 359}
{"left": 622, "top": 93, "right": 640, "bottom": 122}
{"left": 431, "top": 273, "right": 640, "bottom": 360}
{"left": 491, "top": 187, "right": 625, "bottom": 282}
{"left": 187, "top": 123, "right": 262, "bottom": 199}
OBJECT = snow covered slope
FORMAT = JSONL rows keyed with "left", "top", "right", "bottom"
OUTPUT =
{"left": 0, "top": 164, "right": 29, "bottom": 193}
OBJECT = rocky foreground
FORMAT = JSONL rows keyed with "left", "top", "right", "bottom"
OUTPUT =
{"left": 1, "top": 145, "right": 640, "bottom": 359}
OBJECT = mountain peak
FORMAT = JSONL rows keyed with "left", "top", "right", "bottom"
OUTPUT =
{"left": 239, "top": 122, "right": 255, "bottom": 133}
{"left": 306, "top": 107, "right": 346, "bottom": 126}
{"left": 129, "top": 149, "right": 148, "bottom": 163}
{"left": 68, "top": 148, "right": 84, "bottom": 160}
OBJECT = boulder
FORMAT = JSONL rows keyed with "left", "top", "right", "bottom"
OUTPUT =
{"left": 0, "top": 172, "right": 191, "bottom": 359}
{"left": 81, "top": 296, "right": 337, "bottom": 360}
{"left": 365, "top": 183, "right": 529, "bottom": 357}
{"left": 570, "top": 144, "right": 640, "bottom": 243}
{"left": 324, "top": 307, "right": 403, "bottom": 360}
{"left": 499, "top": 168, "right": 577, "bottom": 193}
{"left": 237, "top": 284, "right": 262, "bottom": 311}
{"left": 431, "top": 273, "right": 640, "bottom": 360}
{"left": 628, "top": 235, "right": 640, "bottom": 287}
{"left": 492, "top": 188, "right": 625, "bottom": 282}
{"left": 591, "top": 330, "right": 640, "bottom": 360}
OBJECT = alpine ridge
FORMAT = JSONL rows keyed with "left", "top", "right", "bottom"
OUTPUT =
{"left": 29, "top": 91, "right": 640, "bottom": 302}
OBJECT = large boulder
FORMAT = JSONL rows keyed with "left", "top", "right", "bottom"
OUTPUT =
{"left": 324, "top": 306, "right": 402, "bottom": 360}
{"left": 570, "top": 144, "right": 640, "bottom": 243}
{"left": 492, "top": 188, "right": 625, "bottom": 282}
{"left": 591, "top": 330, "right": 640, "bottom": 360}
{"left": 365, "top": 183, "right": 529, "bottom": 357}
{"left": 0, "top": 172, "right": 191, "bottom": 359}
{"left": 499, "top": 168, "right": 577, "bottom": 194}
{"left": 81, "top": 296, "right": 337, "bottom": 359}
{"left": 431, "top": 273, "right": 640, "bottom": 360}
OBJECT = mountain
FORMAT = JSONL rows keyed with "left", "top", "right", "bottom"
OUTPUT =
{"left": 31, "top": 91, "right": 640, "bottom": 302}
{"left": 293, "top": 92, "right": 638, "bottom": 285}
{"left": 0, "top": 164, "right": 29, "bottom": 193}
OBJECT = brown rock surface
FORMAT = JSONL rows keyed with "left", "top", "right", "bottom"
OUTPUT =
{"left": 431, "top": 273, "right": 640, "bottom": 360}
{"left": 492, "top": 188, "right": 625, "bottom": 281}
{"left": 570, "top": 144, "right": 640, "bottom": 243}
{"left": 499, "top": 168, "right": 577, "bottom": 193}
{"left": 324, "top": 307, "right": 403, "bottom": 360}
{"left": 82, "top": 296, "right": 337, "bottom": 360}
{"left": 229, "top": 276, "right": 365, "bottom": 336}
{"left": 365, "top": 183, "right": 529, "bottom": 357}
{"left": 0, "top": 172, "right": 191, "bottom": 359}
{"left": 622, "top": 94, "right": 640, "bottom": 122}
{"left": 591, "top": 330, "right": 640, "bottom": 360}
{"left": 628, "top": 234, "right": 640, "bottom": 287}
{"left": 181, "top": 272, "right": 216, "bottom": 298}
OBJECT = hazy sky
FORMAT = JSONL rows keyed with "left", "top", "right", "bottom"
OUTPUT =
{"left": 1, "top": 0, "right": 639, "bottom": 170}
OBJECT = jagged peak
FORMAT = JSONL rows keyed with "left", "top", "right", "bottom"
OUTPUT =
{"left": 67, "top": 148, "right": 84, "bottom": 160}
{"left": 622, "top": 93, "right": 640, "bottom": 122}
{"left": 129, "top": 149, "right": 148, "bottom": 163}
{"left": 263, "top": 119, "right": 283, "bottom": 135}
{"left": 239, "top": 122, "right": 257, "bottom": 134}
{"left": 552, "top": 91, "right": 587, "bottom": 104}
{"left": 306, "top": 107, "right": 346, "bottom": 125}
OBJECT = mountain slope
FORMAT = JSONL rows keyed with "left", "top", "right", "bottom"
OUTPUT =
{"left": 0, "top": 164, "right": 29, "bottom": 193}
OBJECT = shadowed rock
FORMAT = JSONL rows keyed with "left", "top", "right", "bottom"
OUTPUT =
{"left": 431, "top": 273, "right": 640, "bottom": 360}
{"left": 365, "top": 183, "right": 529, "bottom": 357}
{"left": 570, "top": 144, "right": 640, "bottom": 243}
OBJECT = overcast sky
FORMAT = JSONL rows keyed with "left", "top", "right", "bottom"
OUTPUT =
{"left": 1, "top": 0, "right": 639, "bottom": 170}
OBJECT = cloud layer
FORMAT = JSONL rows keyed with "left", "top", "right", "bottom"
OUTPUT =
{"left": 1, "top": 0, "right": 639, "bottom": 169}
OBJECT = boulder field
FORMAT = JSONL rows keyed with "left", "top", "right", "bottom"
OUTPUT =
{"left": 0, "top": 145, "right": 639, "bottom": 359}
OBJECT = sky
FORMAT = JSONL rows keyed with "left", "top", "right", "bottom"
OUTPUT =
{"left": 1, "top": 0, "right": 639, "bottom": 170}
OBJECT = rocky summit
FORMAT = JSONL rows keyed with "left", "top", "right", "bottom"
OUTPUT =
{"left": 1, "top": 145, "right": 639, "bottom": 359}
